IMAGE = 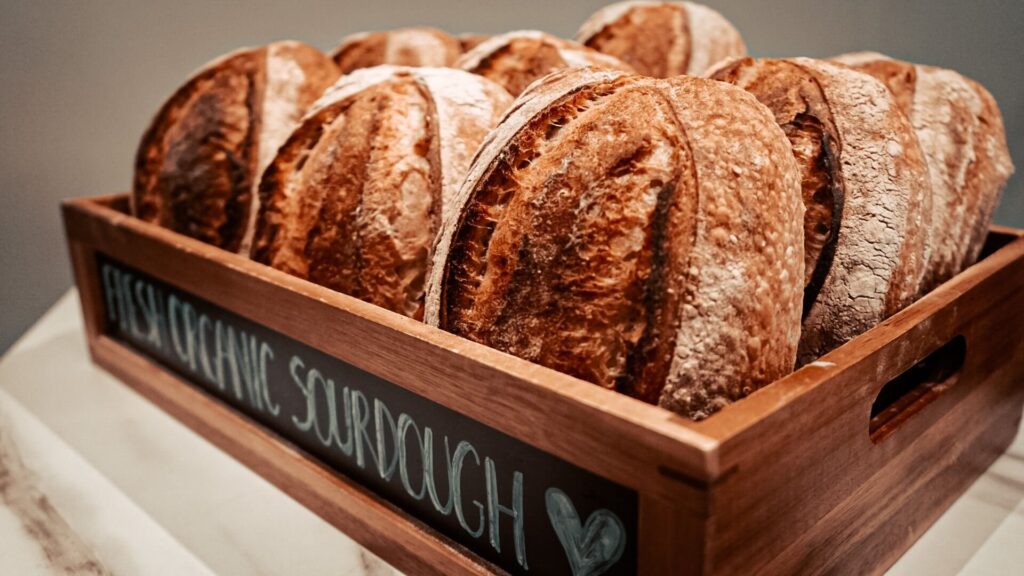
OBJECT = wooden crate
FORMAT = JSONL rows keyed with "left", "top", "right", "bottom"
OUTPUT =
{"left": 62, "top": 193, "right": 1024, "bottom": 576}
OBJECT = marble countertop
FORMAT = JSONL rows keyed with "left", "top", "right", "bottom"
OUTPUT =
{"left": 1, "top": 291, "right": 1021, "bottom": 575}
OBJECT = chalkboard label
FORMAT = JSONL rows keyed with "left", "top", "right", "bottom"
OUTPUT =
{"left": 96, "top": 254, "right": 638, "bottom": 576}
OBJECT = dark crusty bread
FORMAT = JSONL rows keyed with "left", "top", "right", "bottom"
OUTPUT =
{"left": 330, "top": 28, "right": 462, "bottom": 74}
{"left": 576, "top": 1, "right": 746, "bottom": 78}
{"left": 709, "top": 57, "right": 933, "bottom": 364}
{"left": 132, "top": 41, "right": 339, "bottom": 253}
{"left": 833, "top": 52, "right": 1015, "bottom": 292}
{"left": 424, "top": 67, "right": 804, "bottom": 420}
{"left": 455, "top": 30, "right": 634, "bottom": 96}
{"left": 251, "top": 66, "right": 512, "bottom": 319}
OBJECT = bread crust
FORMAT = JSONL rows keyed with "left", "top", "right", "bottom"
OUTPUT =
{"left": 711, "top": 57, "right": 932, "bottom": 364}
{"left": 455, "top": 30, "right": 634, "bottom": 96}
{"left": 132, "top": 42, "right": 338, "bottom": 253}
{"left": 330, "top": 28, "right": 462, "bottom": 74}
{"left": 575, "top": 1, "right": 746, "bottom": 77}
{"left": 251, "top": 66, "right": 511, "bottom": 319}
{"left": 458, "top": 33, "right": 491, "bottom": 52}
{"left": 833, "top": 52, "right": 1015, "bottom": 292}
{"left": 425, "top": 67, "right": 804, "bottom": 419}
{"left": 657, "top": 77, "right": 805, "bottom": 418}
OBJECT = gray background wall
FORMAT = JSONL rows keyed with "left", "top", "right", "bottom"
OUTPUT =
{"left": 2, "top": 0, "right": 1022, "bottom": 353}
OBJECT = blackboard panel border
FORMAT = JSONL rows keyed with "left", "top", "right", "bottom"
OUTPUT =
{"left": 94, "top": 252, "right": 640, "bottom": 576}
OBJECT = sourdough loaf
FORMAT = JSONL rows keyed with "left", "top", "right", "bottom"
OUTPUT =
{"left": 455, "top": 30, "right": 634, "bottom": 96}
{"left": 424, "top": 67, "right": 804, "bottom": 419}
{"left": 251, "top": 66, "right": 512, "bottom": 319}
{"left": 330, "top": 28, "right": 462, "bottom": 74}
{"left": 132, "top": 42, "right": 339, "bottom": 253}
{"left": 833, "top": 52, "right": 1015, "bottom": 292}
{"left": 458, "top": 33, "right": 491, "bottom": 52}
{"left": 709, "top": 57, "right": 932, "bottom": 364}
{"left": 576, "top": 1, "right": 746, "bottom": 78}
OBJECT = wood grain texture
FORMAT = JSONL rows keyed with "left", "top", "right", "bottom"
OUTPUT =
{"left": 758, "top": 397, "right": 1020, "bottom": 575}
{"left": 63, "top": 194, "right": 1024, "bottom": 575}
{"left": 637, "top": 495, "right": 704, "bottom": 575}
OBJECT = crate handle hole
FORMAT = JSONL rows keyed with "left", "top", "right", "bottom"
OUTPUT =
{"left": 869, "top": 335, "right": 966, "bottom": 443}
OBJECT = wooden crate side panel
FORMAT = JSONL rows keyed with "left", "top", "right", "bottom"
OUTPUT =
{"left": 759, "top": 382, "right": 1022, "bottom": 575}
{"left": 64, "top": 239, "right": 104, "bottom": 342}
{"left": 638, "top": 496, "right": 707, "bottom": 575}
{"left": 701, "top": 237, "right": 1024, "bottom": 574}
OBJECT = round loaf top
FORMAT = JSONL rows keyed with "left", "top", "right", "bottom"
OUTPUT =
{"left": 132, "top": 41, "right": 338, "bottom": 254}
{"left": 455, "top": 30, "right": 634, "bottom": 96}
{"left": 330, "top": 27, "right": 462, "bottom": 74}
{"left": 458, "top": 33, "right": 491, "bottom": 52}
{"left": 576, "top": 1, "right": 746, "bottom": 77}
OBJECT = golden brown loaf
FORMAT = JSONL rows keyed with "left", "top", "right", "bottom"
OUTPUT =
{"left": 251, "top": 66, "right": 512, "bottom": 319}
{"left": 833, "top": 52, "right": 1015, "bottom": 292}
{"left": 457, "top": 33, "right": 491, "bottom": 52}
{"left": 424, "top": 67, "right": 804, "bottom": 420}
{"left": 576, "top": 1, "right": 746, "bottom": 78}
{"left": 330, "top": 28, "right": 463, "bottom": 74}
{"left": 455, "top": 30, "right": 634, "bottom": 96}
{"left": 132, "top": 42, "right": 339, "bottom": 253}
{"left": 709, "top": 57, "right": 933, "bottom": 364}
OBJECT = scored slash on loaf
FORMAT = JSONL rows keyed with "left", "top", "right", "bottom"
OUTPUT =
{"left": 74, "top": 5, "right": 1024, "bottom": 573}
{"left": 710, "top": 57, "right": 934, "bottom": 366}
{"left": 132, "top": 41, "right": 339, "bottom": 254}
{"left": 424, "top": 67, "right": 805, "bottom": 420}
{"left": 128, "top": 4, "right": 1016, "bottom": 422}
{"left": 250, "top": 66, "right": 512, "bottom": 320}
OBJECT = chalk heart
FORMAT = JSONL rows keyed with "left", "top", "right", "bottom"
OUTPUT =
{"left": 545, "top": 487, "right": 626, "bottom": 576}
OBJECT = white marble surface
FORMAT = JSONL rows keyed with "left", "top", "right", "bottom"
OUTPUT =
{"left": 0, "top": 291, "right": 397, "bottom": 576}
{"left": 0, "top": 290, "right": 1022, "bottom": 575}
